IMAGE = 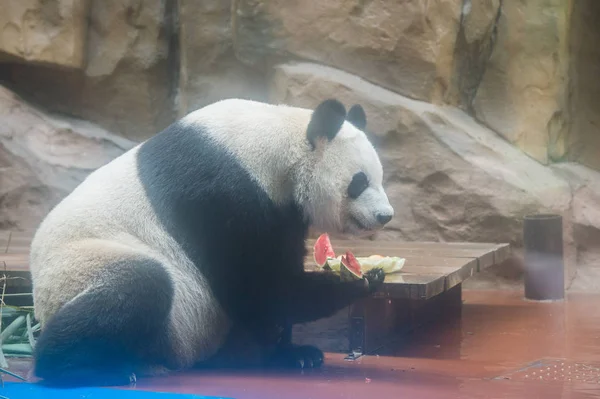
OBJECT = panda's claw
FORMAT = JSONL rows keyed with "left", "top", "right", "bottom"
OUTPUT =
{"left": 364, "top": 267, "right": 385, "bottom": 292}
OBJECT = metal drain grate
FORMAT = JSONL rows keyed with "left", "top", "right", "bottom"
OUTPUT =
{"left": 495, "top": 359, "right": 600, "bottom": 384}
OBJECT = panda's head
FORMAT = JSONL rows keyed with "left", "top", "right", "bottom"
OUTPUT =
{"left": 296, "top": 99, "right": 394, "bottom": 237}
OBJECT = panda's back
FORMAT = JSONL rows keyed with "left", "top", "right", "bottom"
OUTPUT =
{"left": 32, "top": 99, "right": 305, "bottom": 259}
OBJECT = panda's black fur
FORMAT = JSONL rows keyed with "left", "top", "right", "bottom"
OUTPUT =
{"left": 34, "top": 259, "right": 174, "bottom": 386}
{"left": 31, "top": 99, "right": 385, "bottom": 387}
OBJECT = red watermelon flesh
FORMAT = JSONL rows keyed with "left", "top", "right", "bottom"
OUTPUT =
{"left": 313, "top": 233, "right": 336, "bottom": 267}
{"left": 341, "top": 250, "right": 363, "bottom": 278}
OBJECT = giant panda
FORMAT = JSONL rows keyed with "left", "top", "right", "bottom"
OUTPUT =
{"left": 28, "top": 98, "right": 395, "bottom": 387}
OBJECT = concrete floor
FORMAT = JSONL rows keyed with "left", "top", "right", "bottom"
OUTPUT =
{"left": 5, "top": 289, "right": 600, "bottom": 399}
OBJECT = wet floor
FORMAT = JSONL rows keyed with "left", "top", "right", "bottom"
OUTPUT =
{"left": 6, "top": 289, "right": 600, "bottom": 398}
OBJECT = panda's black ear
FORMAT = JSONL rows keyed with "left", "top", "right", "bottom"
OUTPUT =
{"left": 347, "top": 104, "right": 367, "bottom": 130}
{"left": 306, "top": 99, "right": 347, "bottom": 150}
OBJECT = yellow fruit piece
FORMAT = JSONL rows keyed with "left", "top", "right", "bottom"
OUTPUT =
{"left": 323, "top": 255, "right": 405, "bottom": 275}
{"left": 359, "top": 255, "right": 405, "bottom": 274}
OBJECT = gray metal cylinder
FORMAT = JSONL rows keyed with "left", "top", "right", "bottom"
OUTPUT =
{"left": 523, "top": 214, "right": 565, "bottom": 301}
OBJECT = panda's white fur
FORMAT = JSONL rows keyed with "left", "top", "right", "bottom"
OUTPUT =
{"left": 29, "top": 98, "right": 394, "bottom": 386}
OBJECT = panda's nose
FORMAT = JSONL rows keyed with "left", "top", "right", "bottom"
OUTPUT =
{"left": 376, "top": 213, "right": 393, "bottom": 225}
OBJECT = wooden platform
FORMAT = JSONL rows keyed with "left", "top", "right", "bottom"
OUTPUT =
{"left": 298, "top": 237, "right": 511, "bottom": 356}
{"left": 0, "top": 230, "right": 33, "bottom": 295}
{"left": 0, "top": 230, "right": 511, "bottom": 357}
{"left": 0, "top": 230, "right": 31, "bottom": 267}
{"left": 304, "top": 238, "right": 510, "bottom": 300}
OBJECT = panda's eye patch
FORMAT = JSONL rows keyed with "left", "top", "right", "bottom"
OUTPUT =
{"left": 348, "top": 172, "right": 369, "bottom": 199}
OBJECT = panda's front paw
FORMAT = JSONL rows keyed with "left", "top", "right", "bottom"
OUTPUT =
{"left": 364, "top": 267, "right": 385, "bottom": 293}
{"left": 269, "top": 345, "right": 324, "bottom": 369}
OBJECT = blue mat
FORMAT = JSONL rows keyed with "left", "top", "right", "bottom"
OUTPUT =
{"left": 0, "top": 382, "right": 230, "bottom": 399}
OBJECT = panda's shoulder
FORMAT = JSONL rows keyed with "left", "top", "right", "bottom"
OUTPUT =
{"left": 182, "top": 99, "right": 305, "bottom": 127}
{"left": 187, "top": 99, "right": 281, "bottom": 118}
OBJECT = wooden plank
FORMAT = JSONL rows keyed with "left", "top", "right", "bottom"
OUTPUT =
{"left": 378, "top": 258, "right": 476, "bottom": 297}
{"left": 6, "top": 231, "right": 33, "bottom": 255}
{"left": 0, "top": 253, "right": 29, "bottom": 263}
{"left": 304, "top": 267, "right": 447, "bottom": 300}
{"left": 0, "top": 231, "right": 10, "bottom": 254}
{"left": 8, "top": 230, "right": 36, "bottom": 238}
{"left": 307, "top": 246, "right": 494, "bottom": 272}
{"left": 0, "top": 254, "right": 29, "bottom": 272}
{"left": 306, "top": 239, "right": 507, "bottom": 272}
{"left": 400, "top": 261, "right": 478, "bottom": 291}
{"left": 306, "top": 238, "right": 480, "bottom": 299}
{"left": 493, "top": 244, "right": 512, "bottom": 265}
{"left": 381, "top": 273, "right": 446, "bottom": 300}
{"left": 307, "top": 254, "right": 477, "bottom": 296}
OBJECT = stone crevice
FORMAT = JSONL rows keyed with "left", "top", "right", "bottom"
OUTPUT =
{"left": 468, "top": 0, "right": 503, "bottom": 111}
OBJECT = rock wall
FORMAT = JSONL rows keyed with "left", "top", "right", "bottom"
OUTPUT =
{"left": 568, "top": 0, "right": 600, "bottom": 172}
{"left": 1, "top": 0, "right": 599, "bottom": 291}
{"left": 472, "top": 0, "right": 571, "bottom": 165}
{"left": 0, "top": 0, "right": 89, "bottom": 68}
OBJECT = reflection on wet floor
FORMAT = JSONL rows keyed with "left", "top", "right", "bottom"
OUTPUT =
{"left": 6, "top": 289, "right": 600, "bottom": 398}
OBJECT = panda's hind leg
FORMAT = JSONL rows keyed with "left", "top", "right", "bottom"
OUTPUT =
{"left": 33, "top": 257, "right": 174, "bottom": 387}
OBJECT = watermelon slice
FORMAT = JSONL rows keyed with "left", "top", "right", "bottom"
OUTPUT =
{"left": 313, "top": 233, "right": 336, "bottom": 267}
{"left": 312, "top": 234, "right": 406, "bottom": 276}
{"left": 340, "top": 251, "right": 363, "bottom": 281}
